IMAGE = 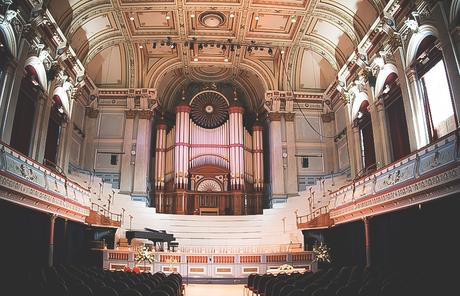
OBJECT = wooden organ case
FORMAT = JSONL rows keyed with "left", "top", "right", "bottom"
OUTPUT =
{"left": 153, "top": 89, "right": 264, "bottom": 215}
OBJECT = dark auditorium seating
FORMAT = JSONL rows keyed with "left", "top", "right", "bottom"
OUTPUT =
{"left": 245, "top": 265, "right": 439, "bottom": 296}
{"left": 16, "top": 265, "right": 183, "bottom": 296}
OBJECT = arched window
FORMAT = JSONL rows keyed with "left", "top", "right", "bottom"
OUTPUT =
{"left": 414, "top": 35, "right": 456, "bottom": 140}
{"left": 381, "top": 73, "right": 411, "bottom": 161}
{"left": 9, "top": 66, "right": 41, "bottom": 156}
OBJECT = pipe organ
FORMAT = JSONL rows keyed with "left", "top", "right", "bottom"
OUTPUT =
{"left": 154, "top": 90, "right": 264, "bottom": 215}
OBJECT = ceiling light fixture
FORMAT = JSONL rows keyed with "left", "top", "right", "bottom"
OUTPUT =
{"left": 129, "top": 15, "right": 135, "bottom": 21}
{"left": 139, "top": 45, "right": 143, "bottom": 49}
{"left": 166, "top": 14, "right": 171, "bottom": 20}
{"left": 230, "top": 12, "right": 235, "bottom": 18}
{"left": 291, "top": 16, "right": 297, "bottom": 23}
{"left": 191, "top": 12, "right": 195, "bottom": 18}
{"left": 224, "top": 58, "right": 229, "bottom": 62}
{"left": 280, "top": 49, "right": 285, "bottom": 54}
{"left": 194, "top": 57, "right": 198, "bottom": 62}
{"left": 255, "top": 15, "right": 260, "bottom": 21}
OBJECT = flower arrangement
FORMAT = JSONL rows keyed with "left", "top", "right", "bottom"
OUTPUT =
{"left": 278, "top": 264, "right": 294, "bottom": 271}
{"left": 313, "top": 242, "right": 331, "bottom": 263}
{"left": 135, "top": 246, "right": 155, "bottom": 265}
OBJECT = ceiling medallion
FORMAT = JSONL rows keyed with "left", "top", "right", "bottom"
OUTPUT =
{"left": 199, "top": 12, "right": 225, "bottom": 28}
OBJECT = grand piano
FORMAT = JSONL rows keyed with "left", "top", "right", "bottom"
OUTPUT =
{"left": 125, "top": 228, "right": 176, "bottom": 245}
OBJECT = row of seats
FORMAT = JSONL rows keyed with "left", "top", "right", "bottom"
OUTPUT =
{"left": 14, "top": 265, "right": 183, "bottom": 296}
{"left": 245, "top": 265, "right": 423, "bottom": 296}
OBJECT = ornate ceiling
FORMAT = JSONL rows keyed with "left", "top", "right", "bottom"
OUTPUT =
{"left": 48, "top": 0, "right": 387, "bottom": 108}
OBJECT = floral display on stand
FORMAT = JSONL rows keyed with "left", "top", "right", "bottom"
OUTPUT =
{"left": 313, "top": 242, "right": 332, "bottom": 264}
{"left": 135, "top": 246, "right": 155, "bottom": 272}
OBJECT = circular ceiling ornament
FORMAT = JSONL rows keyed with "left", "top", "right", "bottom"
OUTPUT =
{"left": 199, "top": 12, "right": 225, "bottom": 28}
{"left": 190, "top": 91, "right": 229, "bottom": 129}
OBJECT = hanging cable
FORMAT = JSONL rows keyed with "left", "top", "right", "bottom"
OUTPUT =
{"left": 279, "top": 51, "right": 336, "bottom": 139}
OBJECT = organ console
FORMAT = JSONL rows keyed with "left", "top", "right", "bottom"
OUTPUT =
{"left": 153, "top": 87, "right": 264, "bottom": 215}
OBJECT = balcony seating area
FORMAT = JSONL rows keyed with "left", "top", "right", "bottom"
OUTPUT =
{"left": 244, "top": 265, "right": 451, "bottom": 296}
{"left": 12, "top": 265, "right": 183, "bottom": 296}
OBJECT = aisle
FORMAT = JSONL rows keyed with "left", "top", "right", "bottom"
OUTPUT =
{"left": 185, "top": 284, "right": 245, "bottom": 296}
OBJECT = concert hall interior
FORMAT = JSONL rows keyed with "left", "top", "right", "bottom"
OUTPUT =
{"left": 1, "top": 0, "right": 460, "bottom": 295}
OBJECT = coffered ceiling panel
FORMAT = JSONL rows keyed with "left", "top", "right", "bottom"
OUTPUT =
{"left": 251, "top": 0, "right": 310, "bottom": 9}
{"left": 187, "top": 11, "right": 238, "bottom": 37}
{"left": 71, "top": 14, "right": 116, "bottom": 52}
{"left": 48, "top": 0, "right": 386, "bottom": 99}
{"left": 245, "top": 12, "right": 300, "bottom": 40}
{"left": 127, "top": 11, "right": 178, "bottom": 36}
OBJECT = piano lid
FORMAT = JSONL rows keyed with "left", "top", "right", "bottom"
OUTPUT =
{"left": 125, "top": 229, "right": 175, "bottom": 244}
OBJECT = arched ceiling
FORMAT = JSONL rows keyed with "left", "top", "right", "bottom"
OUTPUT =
{"left": 48, "top": 0, "right": 386, "bottom": 106}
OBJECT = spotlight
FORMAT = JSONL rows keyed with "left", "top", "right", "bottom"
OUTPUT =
{"left": 191, "top": 13, "right": 195, "bottom": 18}
{"left": 194, "top": 57, "right": 198, "bottom": 62}
{"left": 255, "top": 15, "right": 259, "bottom": 21}
{"left": 139, "top": 45, "right": 143, "bottom": 49}
{"left": 357, "top": 111, "right": 363, "bottom": 119}
{"left": 224, "top": 58, "right": 229, "bottom": 62}
{"left": 291, "top": 16, "right": 296, "bottom": 23}
{"left": 280, "top": 49, "right": 285, "bottom": 54}
{"left": 170, "top": 43, "right": 176, "bottom": 49}
{"left": 129, "top": 15, "right": 135, "bottom": 21}
{"left": 268, "top": 48, "right": 273, "bottom": 55}
{"left": 230, "top": 12, "right": 235, "bottom": 18}
{"left": 166, "top": 14, "right": 171, "bottom": 20}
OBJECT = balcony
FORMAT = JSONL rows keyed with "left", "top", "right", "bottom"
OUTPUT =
{"left": 0, "top": 142, "right": 120, "bottom": 226}
{"left": 298, "top": 129, "right": 460, "bottom": 228}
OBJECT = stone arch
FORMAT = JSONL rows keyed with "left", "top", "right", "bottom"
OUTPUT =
{"left": 405, "top": 24, "right": 439, "bottom": 68}
{"left": 374, "top": 63, "right": 398, "bottom": 98}
{"left": 0, "top": 18, "right": 17, "bottom": 58}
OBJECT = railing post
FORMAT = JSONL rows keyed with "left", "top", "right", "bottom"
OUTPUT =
{"left": 363, "top": 216, "right": 372, "bottom": 268}
{"left": 48, "top": 214, "right": 57, "bottom": 267}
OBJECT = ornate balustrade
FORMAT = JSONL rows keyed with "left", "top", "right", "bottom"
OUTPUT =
{"left": 102, "top": 249, "right": 315, "bottom": 278}
{"left": 0, "top": 142, "right": 91, "bottom": 222}
{"left": 297, "top": 129, "right": 460, "bottom": 227}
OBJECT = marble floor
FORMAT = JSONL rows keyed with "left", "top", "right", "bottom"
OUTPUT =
{"left": 185, "top": 284, "right": 245, "bottom": 296}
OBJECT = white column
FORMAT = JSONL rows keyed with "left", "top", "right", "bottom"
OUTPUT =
{"left": 405, "top": 69, "right": 429, "bottom": 148}
{"left": 0, "top": 39, "right": 31, "bottom": 143}
{"left": 119, "top": 110, "right": 136, "bottom": 193}
{"left": 393, "top": 47, "right": 420, "bottom": 152}
{"left": 374, "top": 98, "right": 392, "bottom": 164}
{"left": 133, "top": 110, "right": 153, "bottom": 196}
{"left": 31, "top": 93, "right": 51, "bottom": 162}
{"left": 174, "top": 105, "right": 190, "bottom": 189}
{"left": 268, "top": 112, "right": 285, "bottom": 198}
{"left": 229, "top": 106, "right": 244, "bottom": 190}
{"left": 284, "top": 113, "right": 298, "bottom": 195}
{"left": 252, "top": 123, "right": 264, "bottom": 191}
{"left": 155, "top": 122, "right": 167, "bottom": 190}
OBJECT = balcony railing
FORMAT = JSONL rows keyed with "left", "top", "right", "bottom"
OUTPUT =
{"left": 0, "top": 142, "right": 92, "bottom": 221}
{"left": 328, "top": 129, "right": 460, "bottom": 222}
{"left": 296, "top": 205, "right": 329, "bottom": 225}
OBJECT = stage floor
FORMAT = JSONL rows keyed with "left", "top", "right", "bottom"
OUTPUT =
{"left": 185, "top": 284, "right": 245, "bottom": 296}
